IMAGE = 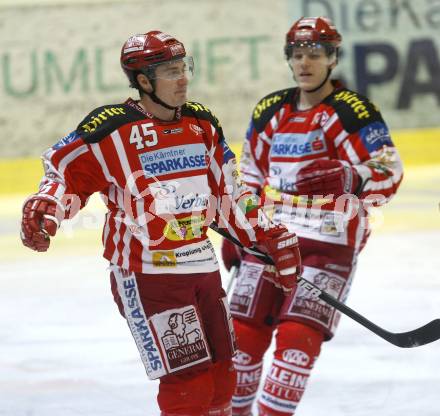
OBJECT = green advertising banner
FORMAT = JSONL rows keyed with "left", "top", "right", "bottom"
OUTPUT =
{"left": 0, "top": 0, "right": 439, "bottom": 157}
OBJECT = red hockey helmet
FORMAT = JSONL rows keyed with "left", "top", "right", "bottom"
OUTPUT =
{"left": 120, "top": 30, "right": 188, "bottom": 86}
{"left": 284, "top": 17, "right": 342, "bottom": 59}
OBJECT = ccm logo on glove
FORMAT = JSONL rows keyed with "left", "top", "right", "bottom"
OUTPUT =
{"left": 256, "top": 226, "right": 302, "bottom": 294}
{"left": 277, "top": 236, "right": 298, "bottom": 249}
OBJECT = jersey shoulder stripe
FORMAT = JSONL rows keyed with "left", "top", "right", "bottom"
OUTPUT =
{"left": 76, "top": 104, "right": 145, "bottom": 143}
{"left": 251, "top": 88, "right": 294, "bottom": 133}
{"left": 326, "top": 88, "right": 384, "bottom": 133}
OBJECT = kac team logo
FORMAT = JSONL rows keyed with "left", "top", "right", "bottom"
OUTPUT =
{"left": 52, "top": 131, "right": 80, "bottom": 149}
{"left": 282, "top": 349, "right": 310, "bottom": 367}
{"left": 233, "top": 350, "right": 252, "bottom": 365}
{"left": 189, "top": 123, "right": 204, "bottom": 135}
{"left": 359, "top": 122, "right": 393, "bottom": 153}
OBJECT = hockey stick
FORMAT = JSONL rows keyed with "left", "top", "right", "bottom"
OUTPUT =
{"left": 210, "top": 222, "right": 440, "bottom": 348}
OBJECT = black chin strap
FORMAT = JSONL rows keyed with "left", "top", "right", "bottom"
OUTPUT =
{"left": 145, "top": 91, "right": 178, "bottom": 110}
{"left": 304, "top": 67, "right": 332, "bottom": 93}
{"left": 139, "top": 77, "right": 178, "bottom": 111}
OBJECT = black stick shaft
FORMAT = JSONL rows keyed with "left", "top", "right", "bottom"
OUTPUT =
{"left": 211, "top": 222, "right": 440, "bottom": 348}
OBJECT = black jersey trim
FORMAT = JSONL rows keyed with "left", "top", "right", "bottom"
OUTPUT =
{"left": 325, "top": 88, "right": 384, "bottom": 133}
{"left": 251, "top": 88, "right": 293, "bottom": 132}
{"left": 77, "top": 104, "right": 146, "bottom": 143}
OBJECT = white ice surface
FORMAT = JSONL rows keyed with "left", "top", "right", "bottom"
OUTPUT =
{"left": 1, "top": 230, "right": 439, "bottom": 416}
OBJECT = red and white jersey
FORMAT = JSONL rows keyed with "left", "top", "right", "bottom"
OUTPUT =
{"left": 241, "top": 83, "right": 403, "bottom": 251}
{"left": 37, "top": 99, "right": 257, "bottom": 274}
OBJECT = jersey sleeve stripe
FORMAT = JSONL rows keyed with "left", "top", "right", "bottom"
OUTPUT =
{"left": 209, "top": 157, "right": 223, "bottom": 184}
{"left": 322, "top": 112, "right": 339, "bottom": 132}
{"left": 110, "top": 130, "right": 140, "bottom": 196}
{"left": 121, "top": 224, "right": 131, "bottom": 270}
{"left": 104, "top": 214, "right": 117, "bottom": 258}
{"left": 353, "top": 164, "right": 372, "bottom": 187}
{"left": 258, "top": 131, "right": 272, "bottom": 145}
{"left": 363, "top": 177, "right": 394, "bottom": 192}
{"left": 342, "top": 139, "right": 361, "bottom": 164}
{"left": 58, "top": 144, "right": 88, "bottom": 176}
{"left": 103, "top": 212, "right": 111, "bottom": 248}
{"left": 116, "top": 187, "right": 125, "bottom": 211}
{"left": 334, "top": 130, "right": 349, "bottom": 147}
{"left": 116, "top": 220, "right": 128, "bottom": 267}
{"left": 110, "top": 216, "right": 123, "bottom": 264}
{"left": 90, "top": 142, "right": 117, "bottom": 183}
{"left": 270, "top": 114, "right": 280, "bottom": 131}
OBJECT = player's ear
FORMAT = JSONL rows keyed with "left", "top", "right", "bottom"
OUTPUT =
{"left": 137, "top": 73, "right": 153, "bottom": 93}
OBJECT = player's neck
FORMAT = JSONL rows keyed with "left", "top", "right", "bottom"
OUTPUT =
{"left": 298, "top": 81, "right": 334, "bottom": 110}
{"left": 138, "top": 95, "right": 176, "bottom": 121}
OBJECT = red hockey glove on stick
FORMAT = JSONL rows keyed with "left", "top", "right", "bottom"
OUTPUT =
{"left": 221, "top": 237, "right": 244, "bottom": 271}
{"left": 256, "top": 226, "right": 301, "bottom": 294}
{"left": 21, "top": 194, "right": 64, "bottom": 252}
{"left": 295, "top": 159, "right": 360, "bottom": 198}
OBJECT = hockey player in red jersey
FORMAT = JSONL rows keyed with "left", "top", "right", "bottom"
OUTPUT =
{"left": 222, "top": 17, "right": 403, "bottom": 415}
{"left": 20, "top": 31, "right": 302, "bottom": 416}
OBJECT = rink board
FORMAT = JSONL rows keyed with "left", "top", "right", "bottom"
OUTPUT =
{"left": 0, "top": 128, "right": 440, "bottom": 195}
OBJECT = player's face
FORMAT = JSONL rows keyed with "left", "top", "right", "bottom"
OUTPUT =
{"left": 289, "top": 45, "right": 335, "bottom": 91}
{"left": 154, "top": 60, "right": 190, "bottom": 107}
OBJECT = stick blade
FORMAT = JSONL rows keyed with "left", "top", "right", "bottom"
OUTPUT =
{"left": 389, "top": 319, "right": 440, "bottom": 348}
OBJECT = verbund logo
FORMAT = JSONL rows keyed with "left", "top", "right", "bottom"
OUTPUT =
{"left": 149, "top": 177, "right": 210, "bottom": 214}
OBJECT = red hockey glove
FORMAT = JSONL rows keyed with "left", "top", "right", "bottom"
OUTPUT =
{"left": 21, "top": 194, "right": 64, "bottom": 252}
{"left": 221, "top": 238, "right": 244, "bottom": 271}
{"left": 295, "top": 159, "right": 360, "bottom": 198}
{"left": 256, "top": 226, "right": 301, "bottom": 294}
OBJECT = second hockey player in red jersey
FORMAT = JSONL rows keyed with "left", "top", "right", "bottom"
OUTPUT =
{"left": 20, "top": 31, "right": 302, "bottom": 415}
{"left": 222, "top": 17, "right": 404, "bottom": 415}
